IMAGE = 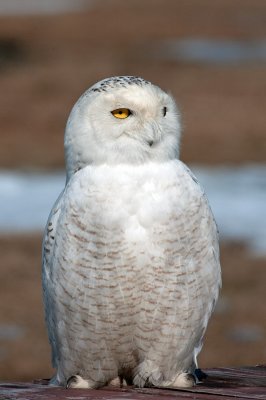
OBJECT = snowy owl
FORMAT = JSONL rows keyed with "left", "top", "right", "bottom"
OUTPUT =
{"left": 42, "top": 76, "right": 221, "bottom": 390}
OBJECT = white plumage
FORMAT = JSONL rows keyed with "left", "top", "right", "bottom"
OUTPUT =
{"left": 42, "top": 76, "right": 221, "bottom": 389}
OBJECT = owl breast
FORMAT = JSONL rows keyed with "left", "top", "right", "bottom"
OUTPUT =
{"left": 51, "top": 160, "right": 219, "bottom": 383}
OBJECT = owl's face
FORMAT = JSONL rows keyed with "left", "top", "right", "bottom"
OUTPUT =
{"left": 65, "top": 76, "right": 181, "bottom": 179}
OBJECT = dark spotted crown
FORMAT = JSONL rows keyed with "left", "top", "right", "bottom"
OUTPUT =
{"left": 89, "top": 76, "right": 151, "bottom": 93}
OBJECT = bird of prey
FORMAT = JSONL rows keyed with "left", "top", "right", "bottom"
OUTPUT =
{"left": 42, "top": 76, "right": 221, "bottom": 389}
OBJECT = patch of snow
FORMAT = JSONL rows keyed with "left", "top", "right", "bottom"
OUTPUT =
{"left": 159, "top": 38, "right": 266, "bottom": 64}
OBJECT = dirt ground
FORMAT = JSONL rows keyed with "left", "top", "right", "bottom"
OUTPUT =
{"left": 0, "top": 0, "right": 265, "bottom": 382}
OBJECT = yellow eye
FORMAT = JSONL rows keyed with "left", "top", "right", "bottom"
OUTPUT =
{"left": 111, "top": 108, "right": 131, "bottom": 119}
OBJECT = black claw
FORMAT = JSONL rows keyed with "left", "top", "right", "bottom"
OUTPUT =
{"left": 66, "top": 375, "right": 78, "bottom": 389}
{"left": 195, "top": 368, "right": 208, "bottom": 381}
{"left": 186, "top": 373, "right": 196, "bottom": 385}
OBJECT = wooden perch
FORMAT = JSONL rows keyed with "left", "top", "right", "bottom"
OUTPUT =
{"left": 0, "top": 366, "right": 265, "bottom": 400}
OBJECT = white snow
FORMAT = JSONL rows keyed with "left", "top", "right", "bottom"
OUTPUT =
{"left": 159, "top": 38, "right": 266, "bottom": 64}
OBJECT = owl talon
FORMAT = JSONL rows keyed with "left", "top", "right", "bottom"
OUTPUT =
{"left": 194, "top": 368, "right": 207, "bottom": 381}
{"left": 160, "top": 372, "right": 196, "bottom": 388}
{"left": 66, "top": 374, "right": 94, "bottom": 389}
{"left": 109, "top": 376, "right": 127, "bottom": 387}
{"left": 172, "top": 372, "right": 196, "bottom": 388}
{"left": 66, "top": 375, "right": 78, "bottom": 388}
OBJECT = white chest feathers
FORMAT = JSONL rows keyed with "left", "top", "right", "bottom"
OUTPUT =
{"left": 63, "top": 160, "right": 200, "bottom": 243}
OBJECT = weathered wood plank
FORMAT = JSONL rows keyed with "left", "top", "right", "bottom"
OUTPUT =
{"left": 0, "top": 366, "right": 265, "bottom": 400}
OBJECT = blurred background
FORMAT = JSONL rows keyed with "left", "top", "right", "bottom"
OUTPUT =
{"left": 0, "top": 0, "right": 266, "bottom": 382}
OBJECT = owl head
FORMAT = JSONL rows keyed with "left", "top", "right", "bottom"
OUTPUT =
{"left": 64, "top": 76, "right": 181, "bottom": 180}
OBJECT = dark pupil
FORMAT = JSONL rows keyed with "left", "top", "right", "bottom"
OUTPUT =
{"left": 163, "top": 107, "right": 167, "bottom": 116}
{"left": 119, "top": 110, "right": 123, "bottom": 114}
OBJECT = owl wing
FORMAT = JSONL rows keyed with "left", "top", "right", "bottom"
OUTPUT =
{"left": 181, "top": 163, "right": 221, "bottom": 366}
{"left": 42, "top": 189, "right": 65, "bottom": 368}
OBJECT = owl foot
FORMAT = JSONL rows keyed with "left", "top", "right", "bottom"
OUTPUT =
{"left": 66, "top": 375, "right": 95, "bottom": 389}
{"left": 109, "top": 376, "right": 127, "bottom": 387}
{"left": 161, "top": 372, "right": 196, "bottom": 388}
{"left": 133, "top": 360, "right": 196, "bottom": 389}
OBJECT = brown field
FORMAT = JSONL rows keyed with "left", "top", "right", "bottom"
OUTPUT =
{"left": 0, "top": 0, "right": 265, "bottom": 382}
{"left": 0, "top": 0, "right": 266, "bottom": 169}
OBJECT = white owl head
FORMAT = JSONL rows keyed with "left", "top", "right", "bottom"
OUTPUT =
{"left": 64, "top": 76, "right": 181, "bottom": 180}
